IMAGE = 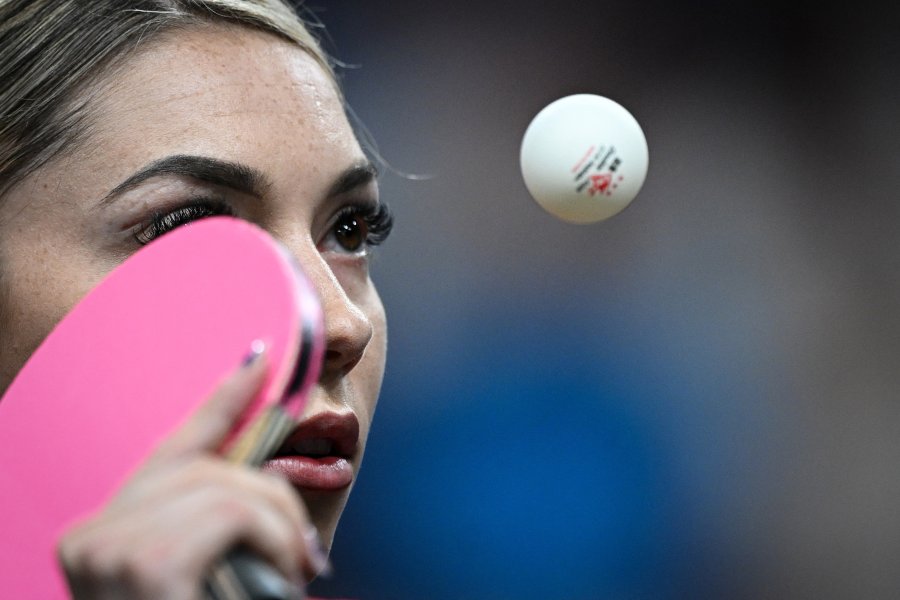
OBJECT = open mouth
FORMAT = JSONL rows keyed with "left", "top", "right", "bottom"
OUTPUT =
{"left": 279, "top": 437, "right": 337, "bottom": 459}
{"left": 263, "top": 411, "right": 359, "bottom": 491}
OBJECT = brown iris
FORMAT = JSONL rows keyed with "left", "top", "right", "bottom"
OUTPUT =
{"left": 334, "top": 213, "right": 366, "bottom": 252}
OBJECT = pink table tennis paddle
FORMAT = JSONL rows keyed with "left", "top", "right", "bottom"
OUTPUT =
{"left": 0, "top": 217, "right": 324, "bottom": 598}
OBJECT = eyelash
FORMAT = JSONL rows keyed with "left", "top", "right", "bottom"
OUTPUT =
{"left": 330, "top": 202, "right": 394, "bottom": 251}
{"left": 133, "top": 199, "right": 394, "bottom": 251}
{"left": 133, "top": 198, "right": 234, "bottom": 245}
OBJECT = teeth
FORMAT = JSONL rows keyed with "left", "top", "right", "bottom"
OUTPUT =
{"left": 290, "top": 438, "right": 333, "bottom": 457}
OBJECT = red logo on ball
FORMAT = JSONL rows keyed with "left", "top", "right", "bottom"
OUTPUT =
{"left": 573, "top": 145, "right": 623, "bottom": 197}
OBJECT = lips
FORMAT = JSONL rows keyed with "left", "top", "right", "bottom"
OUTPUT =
{"left": 262, "top": 412, "right": 359, "bottom": 491}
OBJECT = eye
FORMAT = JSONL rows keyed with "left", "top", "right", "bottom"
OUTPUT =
{"left": 333, "top": 211, "right": 366, "bottom": 253}
{"left": 326, "top": 203, "right": 394, "bottom": 255}
{"left": 133, "top": 199, "right": 234, "bottom": 245}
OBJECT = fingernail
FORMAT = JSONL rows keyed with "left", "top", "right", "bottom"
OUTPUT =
{"left": 303, "top": 527, "right": 333, "bottom": 578}
{"left": 241, "top": 339, "right": 266, "bottom": 366}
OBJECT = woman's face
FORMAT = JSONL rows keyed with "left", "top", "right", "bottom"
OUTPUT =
{"left": 0, "top": 25, "right": 386, "bottom": 544}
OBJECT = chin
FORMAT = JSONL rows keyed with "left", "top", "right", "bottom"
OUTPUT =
{"left": 300, "top": 487, "right": 353, "bottom": 547}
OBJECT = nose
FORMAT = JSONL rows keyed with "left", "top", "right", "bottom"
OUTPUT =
{"left": 276, "top": 224, "right": 374, "bottom": 383}
{"left": 320, "top": 286, "right": 373, "bottom": 380}
{"left": 307, "top": 259, "right": 373, "bottom": 382}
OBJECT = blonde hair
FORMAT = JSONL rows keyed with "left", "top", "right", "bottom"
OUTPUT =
{"left": 0, "top": 0, "right": 334, "bottom": 199}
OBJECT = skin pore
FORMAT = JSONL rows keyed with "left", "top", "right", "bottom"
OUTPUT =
{"left": 0, "top": 21, "right": 388, "bottom": 550}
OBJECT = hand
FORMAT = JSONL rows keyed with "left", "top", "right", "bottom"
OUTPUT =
{"left": 57, "top": 344, "right": 327, "bottom": 600}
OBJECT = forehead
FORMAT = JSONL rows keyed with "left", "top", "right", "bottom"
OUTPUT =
{"left": 68, "top": 24, "right": 360, "bottom": 202}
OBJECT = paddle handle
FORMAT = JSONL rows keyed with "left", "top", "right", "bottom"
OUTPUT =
{"left": 205, "top": 406, "right": 303, "bottom": 600}
{"left": 206, "top": 548, "right": 303, "bottom": 600}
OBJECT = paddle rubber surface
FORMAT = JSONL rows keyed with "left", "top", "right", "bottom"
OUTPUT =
{"left": 0, "top": 217, "right": 323, "bottom": 598}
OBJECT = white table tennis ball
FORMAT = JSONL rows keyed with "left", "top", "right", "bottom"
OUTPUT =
{"left": 520, "top": 94, "right": 648, "bottom": 224}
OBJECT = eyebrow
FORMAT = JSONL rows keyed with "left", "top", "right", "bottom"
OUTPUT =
{"left": 100, "top": 155, "right": 377, "bottom": 206}
{"left": 327, "top": 161, "right": 378, "bottom": 198}
{"left": 100, "top": 155, "right": 270, "bottom": 205}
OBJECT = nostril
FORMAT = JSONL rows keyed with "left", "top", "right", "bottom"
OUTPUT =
{"left": 321, "top": 345, "right": 365, "bottom": 379}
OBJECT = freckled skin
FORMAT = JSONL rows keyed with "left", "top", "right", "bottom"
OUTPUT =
{"left": 0, "top": 24, "right": 386, "bottom": 547}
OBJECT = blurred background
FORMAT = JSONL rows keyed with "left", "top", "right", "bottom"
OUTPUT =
{"left": 305, "top": 1, "right": 900, "bottom": 598}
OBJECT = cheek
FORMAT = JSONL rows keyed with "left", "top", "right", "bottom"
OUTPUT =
{"left": 0, "top": 245, "right": 101, "bottom": 390}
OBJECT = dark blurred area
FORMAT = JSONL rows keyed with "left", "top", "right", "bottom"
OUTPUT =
{"left": 306, "top": 1, "right": 900, "bottom": 598}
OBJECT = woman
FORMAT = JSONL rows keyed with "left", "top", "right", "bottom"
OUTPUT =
{"left": 0, "top": 1, "right": 390, "bottom": 597}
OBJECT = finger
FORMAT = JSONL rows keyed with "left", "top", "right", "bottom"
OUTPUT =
{"left": 152, "top": 340, "right": 268, "bottom": 462}
{"left": 186, "top": 491, "right": 304, "bottom": 581}
{"left": 98, "top": 460, "right": 313, "bottom": 577}
{"left": 106, "top": 457, "right": 307, "bottom": 530}
{"left": 300, "top": 526, "right": 332, "bottom": 582}
{"left": 132, "top": 482, "right": 305, "bottom": 581}
{"left": 59, "top": 483, "right": 304, "bottom": 598}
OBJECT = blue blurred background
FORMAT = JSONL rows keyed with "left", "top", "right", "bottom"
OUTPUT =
{"left": 306, "top": 1, "right": 900, "bottom": 598}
